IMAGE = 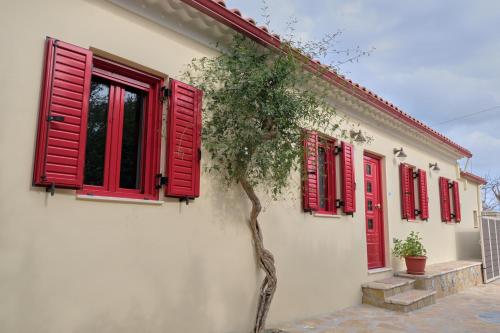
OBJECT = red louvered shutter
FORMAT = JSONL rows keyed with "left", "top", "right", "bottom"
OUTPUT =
{"left": 452, "top": 181, "right": 461, "bottom": 222}
{"left": 33, "top": 38, "right": 92, "bottom": 189}
{"left": 303, "top": 130, "right": 319, "bottom": 211}
{"left": 341, "top": 142, "right": 356, "bottom": 214}
{"left": 439, "top": 177, "right": 452, "bottom": 222}
{"left": 417, "top": 169, "right": 429, "bottom": 220}
{"left": 165, "top": 79, "right": 202, "bottom": 198}
{"left": 400, "top": 163, "right": 412, "bottom": 219}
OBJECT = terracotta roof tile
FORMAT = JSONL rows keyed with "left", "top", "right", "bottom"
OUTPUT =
{"left": 230, "top": 8, "right": 241, "bottom": 16}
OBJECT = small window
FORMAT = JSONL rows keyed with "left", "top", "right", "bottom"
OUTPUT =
{"left": 120, "top": 88, "right": 145, "bottom": 190}
{"left": 80, "top": 57, "right": 162, "bottom": 200}
{"left": 31, "top": 39, "right": 193, "bottom": 199}
{"left": 473, "top": 210, "right": 479, "bottom": 228}
{"left": 316, "top": 138, "right": 337, "bottom": 214}
{"left": 367, "top": 218, "right": 374, "bottom": 229}
{"left": 84, "top": 79, "right": 110, "bottom": 186}
{"left": 366, "top": 182, "right": 372, "bottom": 193}
{"left": 366, "top": 164, "right": 372, "bottom": 175}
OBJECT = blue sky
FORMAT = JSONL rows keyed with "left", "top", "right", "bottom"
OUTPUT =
{"left": 226, "top": 0, "right": 500, "bottom": 179}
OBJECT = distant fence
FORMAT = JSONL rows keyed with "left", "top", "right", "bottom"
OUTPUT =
{"left": 481, "top": 213, "right": 500, "bottom": 283}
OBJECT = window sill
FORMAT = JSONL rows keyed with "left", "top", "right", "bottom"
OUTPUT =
{"left": 368, "top": 267, "right": 392, "bottom": 275}
{"left": 76, "top": 194, "right": 163, "bottom": 205}
{"left": 314, "top": 213, "right": 342, "bottom": 219}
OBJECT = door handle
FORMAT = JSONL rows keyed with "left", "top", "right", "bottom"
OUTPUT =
{"left": 375, "top": 204, "right": 381, "bottom": 209}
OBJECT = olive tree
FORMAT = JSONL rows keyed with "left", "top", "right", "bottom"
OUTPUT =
{"left": 185, "top": 29, "right": 367, "bottom": 332}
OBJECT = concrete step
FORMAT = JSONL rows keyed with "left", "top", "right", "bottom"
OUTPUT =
{"left": 384, "top": 289, "right": 436, "bottom": 312}
{"left": 362, "top": 277, "right": 415, "bottom": 307}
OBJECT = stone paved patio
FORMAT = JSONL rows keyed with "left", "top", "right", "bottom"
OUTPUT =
{"left": 272, "top": 279, "right": 500, "bottom": 333}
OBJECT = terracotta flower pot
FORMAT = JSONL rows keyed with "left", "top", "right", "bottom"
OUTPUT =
{"left": 404, "top": 256, "right": 427, "bottom": 275}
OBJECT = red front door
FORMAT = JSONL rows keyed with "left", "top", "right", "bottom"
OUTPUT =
{"left": 364, "top": 154, "right": 385, "bottom": 269}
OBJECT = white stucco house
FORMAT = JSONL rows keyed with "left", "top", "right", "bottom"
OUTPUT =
{"left": 0, "top": 0, "right": 487, "bottom": 332}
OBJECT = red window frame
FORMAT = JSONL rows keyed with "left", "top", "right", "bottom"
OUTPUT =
{"left": 78, "top": 56, "right": 163, "bottom": 200}
{"left": 316, "top": 138, "right": 337, "bottom": 215}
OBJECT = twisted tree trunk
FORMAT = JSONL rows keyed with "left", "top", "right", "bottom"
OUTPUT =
{"left": 239, "top": 177, "right": 278, "bottom": 333}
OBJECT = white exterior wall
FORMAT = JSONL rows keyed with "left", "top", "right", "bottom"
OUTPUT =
{"left": 0, "top": 1, "right": 482, "bottom": 332}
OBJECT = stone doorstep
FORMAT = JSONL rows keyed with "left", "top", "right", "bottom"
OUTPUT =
{"left": 385, "top": 289, "right": 436, "bottom": 306}
{"left": 361, "top": 261, "right": 481, "bottom": 313}
{"left": 395, "top": 260, "right": 482, "bottom": 279}
{"left": 362, "top": 277, "right": 415, "bottom": 290}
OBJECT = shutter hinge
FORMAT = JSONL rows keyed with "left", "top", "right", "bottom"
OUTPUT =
{"left": 334, "top": 146, "right": 342, "bottom": 155}
{"left": 46, "top": 183, "right": 56, "bottom": 196}
{"left": 161, "top": 87, "right": 171, "bottom": 102}
{"left": 155, "top": 174, "right": 167, "bottom": 189}
{"left": 179, "top": 197, "right": 193, "bottom": 205}
{"left": 335, "top": 199, "right": 344, "bottom": 208}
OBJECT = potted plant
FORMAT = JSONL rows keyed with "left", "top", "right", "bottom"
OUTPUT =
{"left": 392, "top": 231, "right": 427, "bottom": 275}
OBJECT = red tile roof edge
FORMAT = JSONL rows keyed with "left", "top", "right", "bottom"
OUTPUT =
{"left": 179, "top": 0, "right": 472, "bottom": 158}
{"left": 460, "top": 171, "right": 487, "bottom": 185}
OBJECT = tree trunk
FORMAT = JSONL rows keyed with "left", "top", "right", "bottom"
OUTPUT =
{"left": 239, "top": 177, "right": 278, "bottom": 333}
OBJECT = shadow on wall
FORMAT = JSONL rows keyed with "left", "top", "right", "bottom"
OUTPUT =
{"left": 455, "top": 230, "right": 481, "bottom": 260}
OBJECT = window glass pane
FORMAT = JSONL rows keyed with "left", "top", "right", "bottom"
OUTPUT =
{"left": 84, "top": 78, "right": 110, "bottom": 186}
{"left": 318, "top": 147, "right": 327, "bottom": 209}
{"left": 367, "top": 182, "right": 372, "bottom": 193}
{"left": 366, "top": 164, "right": 372, "bottom": 175}
{"left": 367, "top": 200, "right": 373, "bottom": 211}
{"left": 119, "top": 88, "right": 145, "bottom": 189}
{"left": 368, "top": 219, "right": 374, "bottom": 229}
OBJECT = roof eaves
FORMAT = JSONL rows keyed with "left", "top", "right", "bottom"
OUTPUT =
{"left": 460, "top": 171, "right": 487, "bottom": 185}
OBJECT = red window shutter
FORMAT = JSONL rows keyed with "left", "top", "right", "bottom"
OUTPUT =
{"left": 341, "top": 142, "right": 356, "bottom": 214}
{"left": 439, "top": 177, "right": 452, "bottom": 222}
{"left": 33, "top": 38, "right": 93, "bottom": 189}
{"left": 417, "top": 169, "right": 429, "bottom": 220}
{"left": 452, "top": 181, "right": 461, "bottom": 222}
{"left": 400, "top": 163, "right": 412, "bottom": 219}
{"left": 165, "top": 79, "right": 202, "bottom": 198}
{"left": 303, "top": 130, "right": 319, "bottom": 211}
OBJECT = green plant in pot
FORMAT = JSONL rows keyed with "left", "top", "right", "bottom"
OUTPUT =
{"left": 392, "top": 231, "right": 427, "bottom": 275}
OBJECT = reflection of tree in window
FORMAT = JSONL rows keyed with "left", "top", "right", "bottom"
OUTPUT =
{"left": 120, "top": 89, "right": 144, "bottom": 189}
{"left": 84, "top": 79, "right": 110, "bottom": 186}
